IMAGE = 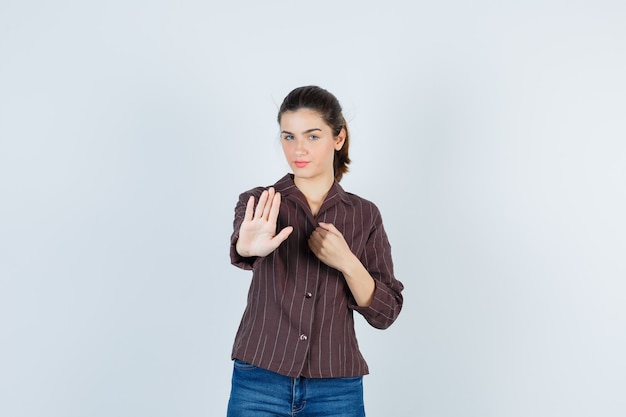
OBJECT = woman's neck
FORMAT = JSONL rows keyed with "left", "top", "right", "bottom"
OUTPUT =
{"left": 293, "top": 174, "right": 335, "bottom": 216}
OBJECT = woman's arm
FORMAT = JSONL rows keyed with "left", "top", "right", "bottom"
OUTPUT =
{"left": 308, "top": 214, "right": 404, "bottom": 329}
{"left": 308, "top": 222, "right": 376, "bottom": 307}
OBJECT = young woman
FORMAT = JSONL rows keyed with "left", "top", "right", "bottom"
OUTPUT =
{"left": 227, "top": 86, "right": 404, "bottom": 417}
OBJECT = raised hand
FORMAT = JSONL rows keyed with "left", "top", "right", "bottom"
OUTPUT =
{"left": 236, "top": 187, "right": 293, "bottom": 258}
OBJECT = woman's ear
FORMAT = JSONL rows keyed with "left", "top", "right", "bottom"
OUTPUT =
{"left": 335, "top": 128, "right": 346, "bottom": 151}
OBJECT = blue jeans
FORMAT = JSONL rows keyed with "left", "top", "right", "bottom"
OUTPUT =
{"left": 227, "top": 359, "right": 366, "bottom": 417}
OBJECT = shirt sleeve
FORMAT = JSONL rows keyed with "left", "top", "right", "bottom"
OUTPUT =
{"left": 349, "top": 207, "right": 404, "bottom": 329}
{"left": 230, "top": 188, "right": 265, "bottom": 270}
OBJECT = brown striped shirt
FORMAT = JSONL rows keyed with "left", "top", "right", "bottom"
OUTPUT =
{"left": 230, "top": 174, "right": 404, "bottom": 378}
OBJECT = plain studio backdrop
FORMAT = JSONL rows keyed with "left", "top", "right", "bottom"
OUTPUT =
{"left": 1, "top": 1, "right": 624, "bottom": 416}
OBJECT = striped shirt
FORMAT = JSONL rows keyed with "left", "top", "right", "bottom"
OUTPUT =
{"left": 230, "top": 174, "right": 404, "bottom": 378}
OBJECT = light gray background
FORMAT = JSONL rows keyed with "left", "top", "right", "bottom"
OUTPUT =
{"left": 1, "top": 1, "right": 625, "bottom": 416}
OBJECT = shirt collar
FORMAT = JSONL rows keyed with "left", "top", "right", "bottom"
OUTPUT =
{"left": 274, "top": 174, "right": 353, "bottom": 206}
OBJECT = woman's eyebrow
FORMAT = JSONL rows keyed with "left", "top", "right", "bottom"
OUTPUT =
{"left": 281, "top": 128, "right": 323, "bottom": 135}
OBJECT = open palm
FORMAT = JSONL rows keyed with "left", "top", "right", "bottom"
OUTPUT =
{"left": 236, "top": 187, "right": 293, "bottom": 258}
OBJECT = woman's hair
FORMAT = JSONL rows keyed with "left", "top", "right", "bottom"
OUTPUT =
{"left": 277, "top": 86, "right": 351, "bottom": 182}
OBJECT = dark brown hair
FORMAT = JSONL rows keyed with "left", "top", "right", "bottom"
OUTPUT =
{"left": 277, "top": 86, "right": 351, "bottom": 182}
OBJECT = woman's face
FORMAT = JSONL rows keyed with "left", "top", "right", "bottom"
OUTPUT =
{"left": 279, "top": 108, "right": 345, "bottom": 183}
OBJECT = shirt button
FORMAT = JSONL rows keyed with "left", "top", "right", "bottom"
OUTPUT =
{"left": 299, "top": 334, "right": 308, "bottom": 341}
{"left": 305, "top": 292, "right": 312, "bottom": 298}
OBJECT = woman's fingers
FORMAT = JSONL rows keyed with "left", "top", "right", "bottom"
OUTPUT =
{"left": 254, "top": 190, "right": 269, "bottom": 219}
{"left": 308, "top": 223, "right": 349, "bottom": 267}
{"left": 308, "top": 228, "right": 325, "bottom": 252}
{"left": 261, "top": 187, "right": 275, "bottom": 220}
{"left": 317, "top": 222, "right": 340, "bottom": 235}
{"left": 252, "top": 188, "right": 278, "bottom": 221}
{"left": 274, "top": 225, "right": 294, "bottom": 245}
{"left": 268, "top": 190, "right": 282, "bottom": 223}
{"left": 244, "top": 195, "right": 255, "bottom": 221}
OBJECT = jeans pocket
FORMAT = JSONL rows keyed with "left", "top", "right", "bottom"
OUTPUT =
{"left": 233, "top": 359, "right": 257, "bottom": 370}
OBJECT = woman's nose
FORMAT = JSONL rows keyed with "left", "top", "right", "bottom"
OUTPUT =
{"left": 295, "top": 139, "right": 307, "bottom": 155}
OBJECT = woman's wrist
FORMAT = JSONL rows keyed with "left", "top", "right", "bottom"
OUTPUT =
{"left": 236, "top": 240, "right": 252, "bottom": 257}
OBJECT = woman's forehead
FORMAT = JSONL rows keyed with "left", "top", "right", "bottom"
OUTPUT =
{"left": 280, "top": 109, "right": 329, "bottom": 129}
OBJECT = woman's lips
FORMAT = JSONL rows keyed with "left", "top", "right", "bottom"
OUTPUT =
{"left": 294, "top": 161, "right": 309, "bottom": 168}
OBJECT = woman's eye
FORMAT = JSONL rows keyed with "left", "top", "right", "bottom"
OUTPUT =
{"left": 309, "top": 135, "right": 320, "bottom": 140}
{"left": 283, "top": 135, "right": 294, "bottom": 141}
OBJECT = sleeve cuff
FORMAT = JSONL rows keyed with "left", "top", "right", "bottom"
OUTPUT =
{"left": 348, "top": 280, "right": 400, "bottom": 329}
